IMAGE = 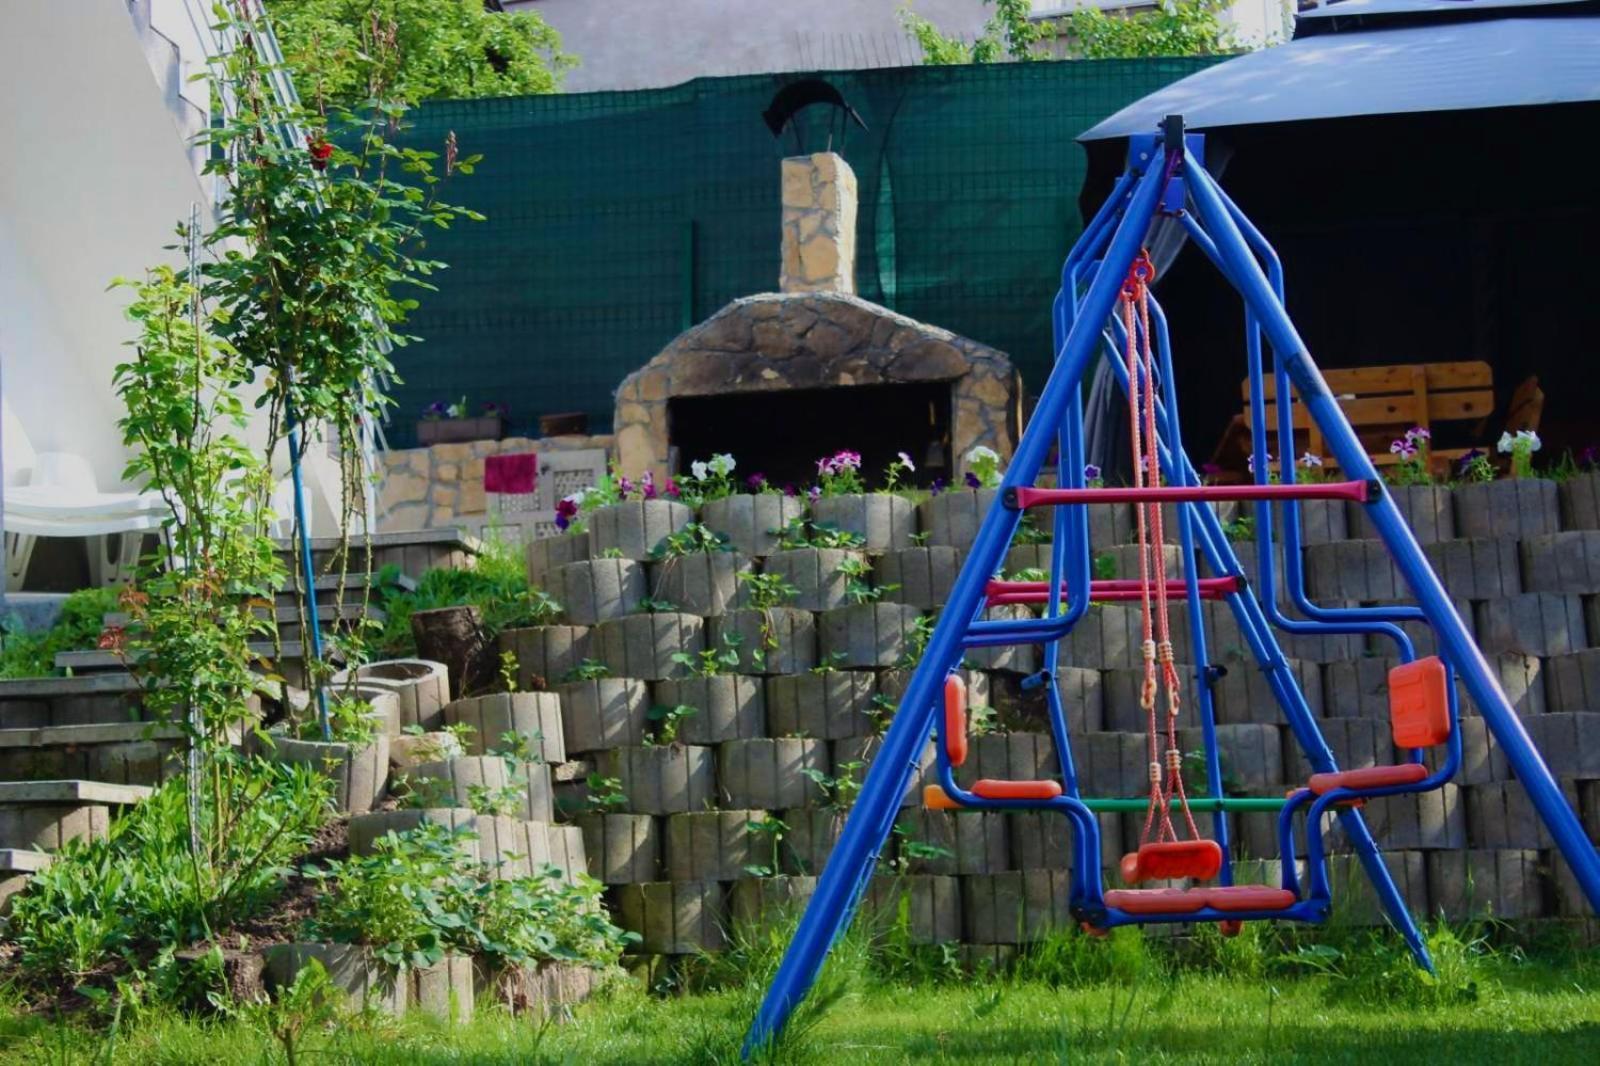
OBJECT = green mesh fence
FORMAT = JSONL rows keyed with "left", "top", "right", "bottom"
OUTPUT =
{"left": 388, "top": 57, "right": 1218, "bottom": 446}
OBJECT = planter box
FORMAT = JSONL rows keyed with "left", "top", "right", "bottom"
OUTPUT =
{"left": 698, "top": 494, "right": 807, "bottom": 558}
{"left": 444, "top": 692, "right": 565, "bottom": 764}
{"left": 1464, "top": 780, "right": 1584, "bottom": 850}
{"left": 332, "top": 659, "right": 448, "bottom": 733}
{"left": 1176, "top": 722, "right": 1285, "bottom": 791}
{"left": 1211, "top": 657, "right": 1322, "bottom": 725}
{"left": 593, "top": 612, "right": 704, "bottom": 681}
{"left": 498, "top": 625, "right": 592, "bottom": 691}
{"left": 416, "top": 416, "right": 503, "bottom": 446}
{"left": 962, "top": 604, "right": 1038, "bottom": 674}
{"left": 1272, "top": 498, "right": 1347, "bottom": 546}
{"left": 1072, "top": 731, "right": 1147, "bottom": 798}
{"left": 895, "top": 809, "right": 1009, "bottom": 876}
{"left": 586, "top": 500, "right": 695, "bottom": 561}
{"left": 1474, "top": 593, "right": 1588, "bottom": 657}
{"left": 1318, "top": 852, "right": 1430, "bottom": 925}
{"left": 761, "top": 548, "right": 862, "bottom": 612}
{"left": 1304, "top": 540, "right": 1405, "bottom": 603}
{"left": 817, "top": 602, "right": 923, "bottom": 669}
{"left": 598, "top": 745, "right": 715, "bottom": 815}
{"left": 916, "top": 489, "right": 999, "bottom": 550}
{"left": 475, "top": 959, "right": 600, "bottom": 1020}
{"left": 961, "top": 870, "right": 1072, "bottom": 945}
{"left": 781, "top": 808, "right": 844, "bottom": 876}
{"left": 1421, "top": 537, "right": 1522, "bottom": 600}
{"left": 647, "top": 552, "right": 751, "bottom": 617}
{"left": 550, "top": 559, "right": 646, "bottom": 626}
{"left": 654, "top": 675, "right": 765, "bottom": 744}
{"left": 556, "top": 677, "right": 651, "bottom": 753}
{"left": 1524, "top": 713, "right": 1600, "bottom": 779}
{"left": 349, "top": 807, "right": 479, "bottom": 859}
{"left": 1352, "top": 485, "right": 1455, "bottom": 543}
{"left": 728, "top": 875, "right": 816, "bottom": 931}
{"left": 809, "top": 494, "right": 916, "bottom": 553}
{"left": 717, "top": 737, "right": 828, "bottom": 810}
{"left": 351, "top": 810, "right": 585, "bottom": 882}
{"left": 410, "top": 755, "right": 554, "bottom": 824}
{"left": 713, "top": 607, "right": 816, "bottom": 675}
{"left": 262, "top": 943, "right": 405, "bottom": 1015}
{"left": 832, "top": 734, "right": 935, "bottom": 808}
{"left": 526, "top": 533, "right": 590, "bottom": 585}
{"left": 874, "top": 547, "right": 963, "bottom": 610}
{"left": 1007, "top": 811, "right": 1076, "bottom": 871}
{"left": 861, "top": 874, "right": 962, "bottom": 943}
{"left": 410, "top": 954, "right": 475, "bottom": 1023}
{"left": 984, "top": 667, "right": 1098, "bottom": 733}
{"left": 612, "top": 880, "right": 727, "bottom": 954}
{"left": 1521, "top": 531, "right": 1600, "bottom": 595}
{"left": 664, "top": 810, "right": 775, "bottom": 881}
{"left": 1454, "top": 479, "right": 1560, "bottom": 540}
{"left": 1559, "top": 470, "right": 1600, "bottom": 530}
{"left": 766, "top": 670, "right": 877, "bottom": 740}
{"left": 576, "top": 812, "right": 660, "bottom": 884}
{"left": 1426, "top": 849, "right": 1545, "bottom": 920}
{"left": 1542, "top": 648, "right": 1600, "bottom": 713}
{"left": 266, "top": 733, "right": 388, "bottom": 815}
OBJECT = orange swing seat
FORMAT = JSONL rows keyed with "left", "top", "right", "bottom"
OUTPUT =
{"left": 1119, "top": 838, "right": 1224, "bottom": 885}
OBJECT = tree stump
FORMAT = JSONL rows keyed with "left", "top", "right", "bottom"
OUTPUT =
{"left": 411, "top": 605, "right": 493, "bottom": 700}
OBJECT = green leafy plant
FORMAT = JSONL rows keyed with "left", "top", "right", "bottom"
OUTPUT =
{"left": 900, "top": 0, "right": 1045, "bottom": 64}
{"left": 836, "top": 556, "right": 892, "bottom": 604}
{"left": 240, "top": 957, "right": 344, "bottom": 1066}
{"left": 909, "top": 530, "right": 931, "bottom": 547}
{"left": 968, "top": 702, "right": 998, "bottom": 736}
{"left": 815, "top": 451, "right": 866, "bottom": 497}
{"left": 1093, "top": 553, "right": 1118, "bottom": 581}
{"left": 0, "top": 586, "right": 122, "bottom": 679}
{"left": 672, "top": 633, "right": 742, "bottom": 678}
{"left": 737, "top": 570, "right": 800, "bottom": 610}
{"left": 1499, "top": 430, "right": 1542, "bottom": 480}
{"left": 679, "top": 454, "right": 740, "bottom": 503}
{"left": 742, "top": 816, "right": 789, "bottom": 878}
{"left": 881, "top": 451, "right": 917, "bottom": 493}
{"left": 868, "top": 693, "right": 898, "bottom": 734}
{"left": 965, "top": 445, "right": 1004, "bottom": 488}
{"left": 292, "top": 692, "right": 380, "bottom": 744}
{"left": 1458, "top": 449, "right": 1495, "bottom": 484}
{"left": 651, "top": 522, "right": 733, "bottom": 559}
{"left": 637, "top": 595, "right": 679, "bottom": 613}
{"left": 561, "top": 659, "right": 612, "bottom": 683}
{"left": 898, "top": 614, "right": 937, "bottom": 670}
{"left": 375, "top": 534, "right": 561, "bottom": 657}
{"left": 583, "top": 773, "right": 628, "bottom": 813}
{"left": 802, "top": 765, "right": 863, "bottom": 813}
{"left": 773, "top": 515, "right": 867, "bottom": 551}
{"left": 811, "top": 651, "right": 849, "bottom": 675}
{"left": 646, "top": 703, "right": 698, "bottom": 746}
{"left": 1066, "top": 0, "right": 1239, "bottom": 59}
{"left": 1387, "top": 427, "right": 1435, "bottom": 487}
{"left": 1222, "top": 513, "right": 1256, "bottom": 543}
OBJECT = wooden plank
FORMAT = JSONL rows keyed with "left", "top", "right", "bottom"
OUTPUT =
{"left": 1244, "top": 389, "right": 1494, "bottom": 431}
{"left": 1248, "top": 361, "right": 1492, "bottom": 400}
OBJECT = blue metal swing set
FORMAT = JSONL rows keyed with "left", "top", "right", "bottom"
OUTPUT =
{"left": 743, "top": 115, "right": 1600, "bottom": 1056}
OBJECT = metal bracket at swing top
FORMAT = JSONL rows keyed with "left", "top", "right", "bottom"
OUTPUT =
{"left": 1124, "top": 122, "right": 1206, "bottom": 213}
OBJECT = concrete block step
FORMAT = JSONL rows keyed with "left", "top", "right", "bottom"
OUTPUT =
{"left": 0, "top": 779, "right": 151, "bottom": 852}
{"left": 0, "top": 847, "right": 52, "bottom": 911}
{"left": 0, "top": 721, "right": 185, "bottom": 787}
{"left": 0, "top": 673, "right": 145, "bottom": 729}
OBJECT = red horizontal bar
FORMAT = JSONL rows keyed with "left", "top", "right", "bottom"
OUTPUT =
{"left": 985, "top": 576, "right": 1241, "bottom": 607}
{"left": 1012, "top": 480, "right": 1372, "bottom": 508}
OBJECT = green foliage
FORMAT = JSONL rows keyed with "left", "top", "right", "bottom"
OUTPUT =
{"left": 736, "top": 571, "right": 800, "bottom": 610}
{"left": 582, "top": 773, "right": 628, "bottom": 813}
{"left": 293, "top": 691, "right": 379, "bottom": 743}
{"left": 672, "top": 634, "right": 742, "bottom": 678}
{"left": 646, "top": 703, "right": 698, "bottom": 746}
{"left": 1093, "top": 552, "right": 1118, "bottom": 581}
{"left": 270, "top": 0, "right": 572, "bottom": 107}
{"left": 560, "top": 658, "right": 612, "bottom": 683}
{"left": 742, "top": 816, "right": 789, "bottom": 878}
{"left": 7, "top": 760, "right": 333, "bottom": 986}
{"left": 637, "top": 595, "right": 678, "bottom": 613}
{"left": 773, "top": 516, "right": 867, "bottom": 551}
{"left": 900, "top": 0, "right": 1046, "bottom": 65}
{"left": 650, "top": 522, "right": 733, "bottom": 559}
{"left": 835, "top": 555, "right": 891, "bottom": 604}
{"left": 306, "top": 822, "right": 629, "bottom": 972}
{"left": 240, "top": 958, "right": 344, "bottom": 1066}
{"left": 1222, "top": 512, "right": 1256, "bottom": 542}
{"left": 375, "top": 536, "right": 561, "bottom": 656}
{"left": 0, "top": 586, "right": 122, "bottom": 679}
{"left": 1067, "top": 0, "right": 1238, "bottom": 59}
{"left": 802, "top": 763, "right": 863, "bottom": 813}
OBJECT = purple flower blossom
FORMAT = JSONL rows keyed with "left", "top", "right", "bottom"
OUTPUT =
{"left": 783, "top": 483, "right": 798, "bottom": 497}
{"left": 554, "top": 497, "right": 579, "bottom": 531}
{"left": 640, "top": 471, "right": 657, "bottom": 499}
{"left": 1390, "top": 439, "right": 1417, "bottom": 459}
{"left": 808, "top": 485, "right": 822, "bottom": 503}
{"left": 1458, "top": 449, "right": 1486, "bottom": 472}
{"left": 816, "top": 456, "right": 835, "bottom": 477}
{"left": 832, "top": 450, "right": 862, "bottom": 470}
{"left": 1084, "top": 464, "right": 1101, "bottom": 482}
{"left": 1405, "top": 426, "right": 1431, "bottom": 443}
{"left": 964, "top": 471, "right": 982, "bottom": 490}
{"left": 422, "top": 400, "right": 449, "bottom": 419}
{"left": 929, "top": 477, "right": 947, "bottom": 497}
{"left": 1580, "top": 445, "right": 1600, "bottom": 469}
{"left": 618, "top": 476, "right": 633, "bottom": 497}
{"left": 747, "top": 473, "right": 768, "bottom": 492}
{"left": 664, "top": 478, "right": 681, "bottom": 498}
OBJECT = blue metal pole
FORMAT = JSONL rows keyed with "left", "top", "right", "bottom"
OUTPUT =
{"left": 286, "top": 409, "right": 331, "bottom": 739}
{"left": 742, "top": 150, "right": 1172, "bottom": 1059}
{"left": 1183, "top": 149, "right": 1600, "bottom": 916}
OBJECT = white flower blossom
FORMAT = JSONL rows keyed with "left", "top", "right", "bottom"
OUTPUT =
{"left": 710, "top": 453, "right": 737, "bottom": 476}
{"left": 1299, "top": 453, "right": 1324, "bottom": 468}
{"left": 1497, "top": 432, "right": 1514, "bottom": 454}
{"left": 966, "top": 445, "right": 1000, "bottom": 465}
{"left": 1518, "top": 429, "right": 1542, "bottom": 452}
{"left": 690, "top": 460, "right": 709, "bottom": 480}
{"left": 897, "top": 451, "right": 915, "bottom": 472}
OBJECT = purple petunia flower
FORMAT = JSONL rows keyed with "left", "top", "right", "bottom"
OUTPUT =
{"left": 554, "top": 497, "right": 579, "bottom": 531}
{"left": 929, "top": 477, "right": 947, "bottom": 497}
{"left": 618, "top": 476, "right": 633, "bottom": 497}
{"left": 808, "top": 485, "right": 822, "bottom": 502}
{"left": 1458, "top": 449, "right": 1485, "bottom": 471}
{"left": 783, "top": 483, "right": 798, "bottom": 497}
{"left": 1084, "top": 464, "right": 1101, "bottom": 482}
{"left": 747, "top": 473, "right": 768, "bottom": 492}
{"left": 640, "top": 471, "right": 657, "bottom": 499}
{"left": 964, "top": 472, "right": 982, "bottom": 490}
{"left": 665, "top": 478, "right": 681, "bottom": 498}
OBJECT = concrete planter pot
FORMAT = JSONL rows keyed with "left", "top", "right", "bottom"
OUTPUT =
{"left": 1426, "top": 849, "right": 1544, "bottom": 921}
{"left": 862, "top": 874, "right": 963, "bottom": 943}
{"left": 576, "top": 812, "right": 660, "bottom": 884}
{"left": 1422, "top": 537, "right": 1522, "bottom": 600}
{"left": 717, "top": 737, "right": 828, "bottom": 810}
{"left": 475, "top": 959, "right": 600, "bottom": 1019}
{"left": 781, "top": 808, "right": 845, "bottom": 876}
{"left": 549, "top": 558, "right": 646, "bottom": 626}
{"left": 410, "top": 756, "right": 555, "bottom": 823}
{"left": 1352, "top": 485, "right": 1455, "bottom": 543}
{"left": 593, "top": 612, "right": 704, "bottom": 681}
{"left": 647, "top": 551, "right": 750, "bottom": 617}
{"left": 612, "top": 880, "right": 727, "bottom": 954}
{"left": 697, "top": 494, "right": 807, "bottom": 558}
{"left": 653, "top": 675, "right": 765, "bottom": 744}
{"left": 817, "top": 602, "right": 923, "bottom": 669}
{"left": 498, "top": 625, "right": 592, "bottom": 690}
{"left": 349, "top": 807, "right": 478, "bottom": 858}
{"left": 586, "top": 500, "right": 695, "bottom": 561}
{"left": 266, "top": 732, "right": 389, "bottom": 815}
{"left": 444, "top": 692, "right": 566, "bottom": 764}
{"left": 1454, "top": 479, "right": 1560, "bottom": 540}
{"left": 332, "top": 659, "right": 448, "bottom": 733}
{"left": 1559, "top": 470, "right": 1600, "bottom": 530}
{"left": 1272, "top": 498, "right": 1348, "bottom": 546}
{"left": 951, "top": 732, "right": 1058, "bottom": 794}
{"left": 1304, "top": 540, "right": 1405, "bottom": 604}
{"left": 915, "top": 489, "right": 999, "bottom": 550}
{"left": 808, "top": 494, "right": 916, "bottom": 553}
{"left": 961, "top": 870, "right": 1072, "bottom": 945}
{"left": 526, "top": 533, "right": 590, "bottom": 585}
{"left": 895, "top": 809, "right": 1008, "bottom": 876}
{"left": 728, "top": 875, "right": 817, "bottom": 932}
{"left": 262, "top": 943, "right": 405, "bottom": 1015}
{"left": 556, "top": 677, "right": 651, "bottom": 753}
{"left": 1520, "top": 531, "right": 1600, "bottom": 594}
{"left": 598, "top": 745, "right": 715, "bottom": 815}
{"left": 409, "top": 954, "right": 475, "bottom": 1022}
{"left": 1474, "top": 593, "right": 1587, "bottom": 657}
{"left": 352, "top": 810, "right": 585, "bottom": 882}
{"left": 963, "top": 604, "right": 1038, "bottom": 674}
{"left": 713, "top": 607, "right": 816, "bottom": 675}
{"left": 766, "top": 670, "right": 877, "bottom": 740}
{"left": 873, "top": 546, "right": 963, "bottom": 609}
{"left": 761, "top": 548, "right": 862, "bottom": 612}
{"left": 663, "top": 810, "right": 775, "bottom": 881}
{"left": 985, "top": 666, "right": 1098, "bottom": 733}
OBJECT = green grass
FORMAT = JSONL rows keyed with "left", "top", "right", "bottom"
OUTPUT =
{"left": 2, "top": 924, "right": 1597, "bottom": 1065}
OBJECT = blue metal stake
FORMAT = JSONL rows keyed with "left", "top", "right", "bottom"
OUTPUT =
{"left": 286, "top": 408, "right": 331, "bottom": 739}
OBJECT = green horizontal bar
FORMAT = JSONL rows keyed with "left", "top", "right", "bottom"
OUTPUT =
{"left": 1079, "top": 796, "right": 1287, "bottom": 813}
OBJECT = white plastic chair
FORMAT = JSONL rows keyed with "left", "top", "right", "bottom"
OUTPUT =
{"left": 3, "top": 451, "right": 169, "bottom": 589}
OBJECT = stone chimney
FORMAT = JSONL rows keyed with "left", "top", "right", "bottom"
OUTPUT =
{"left": 780, "top": 152, "right": 857, "bottom": 294}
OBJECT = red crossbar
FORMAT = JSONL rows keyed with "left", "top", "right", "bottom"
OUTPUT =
{"left": 1012, "top": 481, "right": 1372, "bottom": 508}
{"left": 985, "top": 576, "right": 1241, "bottom": 607}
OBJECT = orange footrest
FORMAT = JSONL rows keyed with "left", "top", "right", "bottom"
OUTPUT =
{"left": 1307, "top": 762, "right": 1428, "bottom": 796}
{"left": 923, "top": 784, "right": 964, "bottom": 810}
{"left": 1105, "top": 885, "right": 1297, "bottom": 917}
{"left": 970, "top": 779, "right": 1063, "bottom": 801}
{"left": 1119, "top": 839, "right": 1224, "bottom": 884}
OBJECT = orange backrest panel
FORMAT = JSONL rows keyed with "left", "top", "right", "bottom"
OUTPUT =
{"left": 944, "top": 674, "right": 968, "bottom": 767}
{"left": 1388, "top": 656, "right": 1452, "bottom": 748}
{"left": 923, "top": 784, "right": 964, "bottom": 810}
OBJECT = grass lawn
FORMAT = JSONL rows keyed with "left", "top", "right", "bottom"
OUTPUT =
{"left": 2, "top": 923, "right": 1597, "bottom": 1065}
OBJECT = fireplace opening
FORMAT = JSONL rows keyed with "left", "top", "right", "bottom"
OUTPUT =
{"left": 668, "top": 381, "right": 953, "bottom": 490}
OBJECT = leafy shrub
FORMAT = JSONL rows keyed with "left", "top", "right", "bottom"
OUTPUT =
{"left": 7, "top": 758, "right": 333, "bottom": 985}
{"left": 0, "top": 586, "right": 122, "bottom": 679}
{"left": 305, "top": 822, "right": 631, "bottom": 974}
{"left": 374, "top": 534, "right": 560, "bottom": 656}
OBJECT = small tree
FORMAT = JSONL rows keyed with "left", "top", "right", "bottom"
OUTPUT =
{"left": 269, "top": 0, "right": 573, "bottom": 106}
{"left": 1066, "top": 0, "right": 1239, "bottom": 59}
{"left": 900, "top": 0, "right": 1045, "bottom": 64}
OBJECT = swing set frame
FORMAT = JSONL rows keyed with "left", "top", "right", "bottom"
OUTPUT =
{"left": 742, "top": 114, "right": 1600, "bottom": 1058}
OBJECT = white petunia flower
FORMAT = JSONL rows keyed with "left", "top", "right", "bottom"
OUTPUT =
{"left": 710, "top": 453, "right": 737, "bottom": 475}
{"left": 1300, "top": 453, "right": 1324, "bottom": 468}
{"left": 1517, "top": 429, "right": 1542, "bottom": 452}
{"left": 1497, "top": 432, "right": 1515, "bottom": 454}
{"left": 966, "top": 445, "right": 999, "bottom": 464}
{"left": 897, "top": 451, "right": 915, "bottom": 472}
{"left": 691, "top": 460, "right": 709, "bottom": 480}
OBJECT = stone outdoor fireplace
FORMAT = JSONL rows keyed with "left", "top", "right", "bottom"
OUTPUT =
{"left": 614, "top": 152, "right": 1019, "bottom": 486}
